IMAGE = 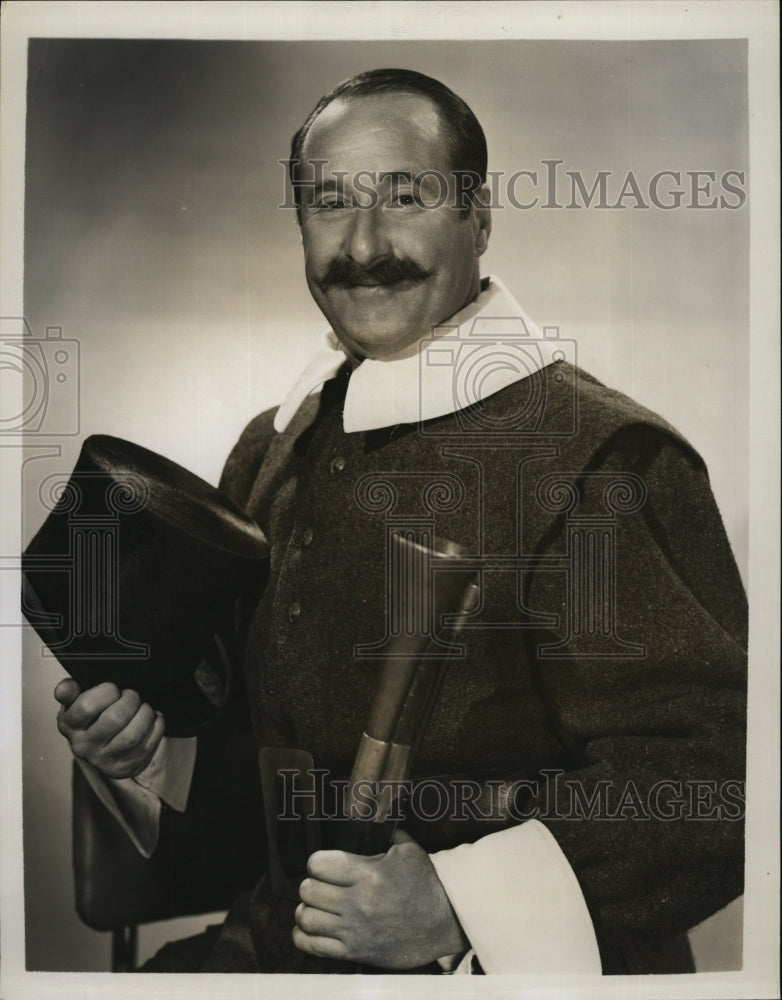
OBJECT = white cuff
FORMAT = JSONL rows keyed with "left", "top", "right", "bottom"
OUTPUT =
{"left": 76, "top": 758, "right": 161, "bottom": 859}
{"left": 134, "top": 736, "right": 197, "bottom": 812}
{"left": 429, "top": 820, "right": 602, "bottom": 974}
{"left": 74, "top": 736, "right": 197, "bottom": 859}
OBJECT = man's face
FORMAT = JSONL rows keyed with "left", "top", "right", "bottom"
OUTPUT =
{"left": 296, "top": 93, "right": 490, "bottom": 360}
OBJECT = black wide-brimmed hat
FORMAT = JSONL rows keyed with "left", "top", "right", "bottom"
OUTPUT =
{"left": 22, "top": 435, "right": 269, "bottom": 736}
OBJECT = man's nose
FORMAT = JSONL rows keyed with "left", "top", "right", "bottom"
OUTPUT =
{"left": 343, "top": 204, "right": 392, "bottom": 268}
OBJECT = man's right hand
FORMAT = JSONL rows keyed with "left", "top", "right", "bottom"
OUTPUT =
{"left": 54, "top": 679, "right": 166, "bottom": 779}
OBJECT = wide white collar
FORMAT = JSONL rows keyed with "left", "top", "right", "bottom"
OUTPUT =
{"left": 273, "top": 276, "right": 560, "bottom": 434}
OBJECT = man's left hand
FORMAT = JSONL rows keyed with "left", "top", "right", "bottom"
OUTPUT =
{"left": 292, "top": 828, "right": 468, "bottom": 969}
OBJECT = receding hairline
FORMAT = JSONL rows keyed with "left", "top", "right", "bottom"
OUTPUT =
{"left": 297, "top": 90, "right": 452, "bottom": 163}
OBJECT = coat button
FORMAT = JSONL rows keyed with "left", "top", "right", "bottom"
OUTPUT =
{"left": 301, "top": 527, "right": 314, "bottom": 547}
{"left": 329, "top": 456, "right": 346, "bottom": 474}
{"left": 287, "top": 600, "right": 301, "bottom": 622}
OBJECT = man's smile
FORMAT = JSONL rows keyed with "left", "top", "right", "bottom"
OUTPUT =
{"left": 334, "top": 276, "right": 428, "bottom": 293}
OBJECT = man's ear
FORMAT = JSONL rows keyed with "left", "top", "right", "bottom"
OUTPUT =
{"left": 472, "top": 183, "right": 492, "bottom": 257}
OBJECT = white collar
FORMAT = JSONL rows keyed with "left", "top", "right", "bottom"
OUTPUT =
{"left": 273, "top": 276, "right": 560, "bottom": 434}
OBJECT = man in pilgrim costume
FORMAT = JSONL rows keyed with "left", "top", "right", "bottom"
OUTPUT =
{"left": 53, "top": 69, "right": 746, "bottom": 975}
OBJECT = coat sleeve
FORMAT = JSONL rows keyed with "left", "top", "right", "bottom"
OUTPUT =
{"left": 219, "top": 409, "right": 280, "bottom": 510}
{"left": 522, "top": 427, "right": 746, "bottom": 963}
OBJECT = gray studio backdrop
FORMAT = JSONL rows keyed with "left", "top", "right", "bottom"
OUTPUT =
{"left": 21, "top": 38, "right": 747, "bottom": 971}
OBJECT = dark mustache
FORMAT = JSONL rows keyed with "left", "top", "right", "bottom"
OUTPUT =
{"left": 317, "top": 256, "right": 432, "bottom": 290}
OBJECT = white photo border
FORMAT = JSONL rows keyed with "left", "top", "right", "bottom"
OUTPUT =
{"left": 1, "top": 2, "right": 778, "bottom": 998}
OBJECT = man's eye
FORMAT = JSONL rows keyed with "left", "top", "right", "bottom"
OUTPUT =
{"left": 318, "top": 198, "right": 348, "bottom": 210}
{"left": 388, "top": 191, "right": 417, "bottom": 208}
{"left": 308, "top": 194, "right": 351, "bottom": 212}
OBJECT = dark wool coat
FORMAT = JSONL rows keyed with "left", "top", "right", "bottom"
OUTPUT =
{"left": 213, "top": 360, "right": 746, "bottom": 975}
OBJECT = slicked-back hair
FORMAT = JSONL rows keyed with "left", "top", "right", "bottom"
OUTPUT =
{"left": 288, "top": 68, "right": 487, "bottom": 221}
